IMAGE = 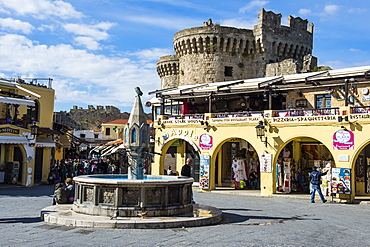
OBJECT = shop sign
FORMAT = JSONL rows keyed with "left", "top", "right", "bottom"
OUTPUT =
{"left": 199, "top": 134, "right": 213, "bottom": 150}
{"left": 331, "top": 168, "right": 351, "bottom": 194}
{"left": 333, "top": 129, "right": 354, "bottom": 150}
{"left": 260, "top": 152, "right": 272, "bottom": 173}
{"left": 0, "top": 127, "right": 19, "bottom": 134}
{"left": 199, "top": 155, "right": 210, "bottom": 189}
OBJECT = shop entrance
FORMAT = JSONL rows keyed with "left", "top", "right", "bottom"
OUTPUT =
{"left": 276, "top": 139, "right": 334, "bottom": 194}
{"left": 215, "top": 139, "right": 260, "bottom": 190}
{"left": 163, "top": 139, "right": 200, "bottom": 182}
{"left": 354, "top": 144, "right": 370, "bottom": 195}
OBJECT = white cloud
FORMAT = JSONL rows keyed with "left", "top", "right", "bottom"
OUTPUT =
{"left": 348, "top": 8, "right": 367, "bottom": 14}
{"left": 0, "top": 18, "right": 34, "bottom": 34}
{"left": 63, "top": 23, "right": 114, "bottom": 41}
{"left": 298, "top": 8, "right": 312, "bottom": 16}
{"left": 221, "top": 18, "right": 257, "bottom": 29}
{"left": 239, "top": 0, "right": 269, "bottom": 14}
{"left": 131, "top": 48, "right": 174, "bottom": 61}
{"left": 323, "top": 5, "right": 339, "bottom": 15}
{"left": 0, "top": 0, "right": 84, "bottom": 19}
{"left": 123, "top": 15, "right": 198, "bottom": 30}
{"left": 74, "top": 36, "right": 100, "bottom": 50}
{"left": 349, "top": 48, "right": 360, "bottom": 52}
{"left": 0, "top": 34, "right": 160, "bottom": 108}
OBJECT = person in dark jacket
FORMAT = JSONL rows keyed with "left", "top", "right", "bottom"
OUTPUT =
{"left": 181, "top": 158, "right": 195, "bottom": 203}
{"left": 181, "top": 158, "right": 192, "bottom": 177}
{"left": 309, "top": 166, "right": 328, "bottom": 203}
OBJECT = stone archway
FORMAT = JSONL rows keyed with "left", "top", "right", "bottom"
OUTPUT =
{"left": 211, "top": 137, "right": 260, "bottom": 190}
{"left": 274, "top": 137, "right": 335, "bottom": 195}
{"left": 160, "top": 136, "right": 200, "bottom": 181}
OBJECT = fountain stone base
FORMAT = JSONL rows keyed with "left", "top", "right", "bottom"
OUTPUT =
{"left": 73, "top": 175, "right": 194, "bottom": 217}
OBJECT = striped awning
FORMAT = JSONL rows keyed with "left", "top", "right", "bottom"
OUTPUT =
{"left": 0, "top": 96, "right": 35, "bottom": 106}
{"left": 0, "top": 136, "right": 28, "bottom": 144}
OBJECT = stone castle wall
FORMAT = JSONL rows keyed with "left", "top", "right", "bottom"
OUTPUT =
{"left": 157, "top": 8, "right": 316, "bottom": 89}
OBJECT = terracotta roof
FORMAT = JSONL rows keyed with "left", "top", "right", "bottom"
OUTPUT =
{"left": 106, "top": 139, "right": 124, "bottom": 145}
{"left": 103, "top": 119, "right": 128, "bottom": 124}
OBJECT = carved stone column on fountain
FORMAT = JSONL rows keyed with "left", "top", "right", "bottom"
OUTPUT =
{"left": 124, "top": 87, "right": 150, "bottom": 180}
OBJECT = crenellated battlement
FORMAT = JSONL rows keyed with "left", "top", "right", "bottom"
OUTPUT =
{"left": 157, "top": 8, "right": 316, "bottom": 89}
{"left": 156, "top": 55, "right": 180, "bottom": 88}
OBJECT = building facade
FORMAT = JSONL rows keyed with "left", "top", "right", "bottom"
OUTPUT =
{"left": 0, "top": 78, "right": 55, "bottom": 186}
{"left": 151, "top": 66, "right": 370, "bottom": 202}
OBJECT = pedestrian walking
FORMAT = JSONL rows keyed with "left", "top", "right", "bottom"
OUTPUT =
{"left": 309, "top": 166, "right": 328, "bottom": 203}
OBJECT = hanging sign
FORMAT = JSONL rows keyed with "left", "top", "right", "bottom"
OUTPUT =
{"left": 199, "top": 133, "right": 213, "bottom": 150}
{"left": 260, "top": 152, "right": 272, "bottom": 173}
{"left": 331, "top": 168, "right": 351, "bottom": 194}
{"left": 199, "top": 155, "right": 210, "bottom": 189}
{"left": 333, "top": 129, "right": 354, "bottom": 150}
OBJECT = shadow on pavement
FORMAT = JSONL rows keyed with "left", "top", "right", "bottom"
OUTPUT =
{"left": 221, "top": 212, "right": 320, "bottom": 224}
{"left": 0, "top": 184, "right": 54, "bottom": 197}
{"left": 0, "top": 216, "right": 42, "bottom": 224}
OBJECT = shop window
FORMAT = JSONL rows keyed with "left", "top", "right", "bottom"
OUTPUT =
{"left": 315, "top": 94, "right": 331, "bottom": 108}
{"left": 296, "top": 99, "right": 307, "bottom": 107}
{"left": 105, "top": 128, "right": 111, "bottom": 136}
{"left": 224, "top": 66, "right": 233, "bottom": 77}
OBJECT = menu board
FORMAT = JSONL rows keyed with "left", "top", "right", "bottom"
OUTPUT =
{"left": 199, "top": 155, "right": 210, "bottom": 189}
{"left": 331, "top": 168, "right": 351, "bottom": 194}
{"left": 260, "top": 153, "right": 272, "bottom": 173}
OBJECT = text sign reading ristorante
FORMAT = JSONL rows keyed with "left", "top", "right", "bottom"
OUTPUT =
{"left": 272, "top": 115, "right": 337, "bottom": 123}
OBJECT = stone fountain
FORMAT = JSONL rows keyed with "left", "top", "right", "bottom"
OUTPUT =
{"left": 72, "top": 88, "right": 194, "bottom": 217}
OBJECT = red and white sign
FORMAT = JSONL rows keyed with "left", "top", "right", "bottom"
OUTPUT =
{"left": 199, "top": 134, "right": 213, "bottom": 150}
{"left": 333, "top": 129, "right": 354, "bottom": 150}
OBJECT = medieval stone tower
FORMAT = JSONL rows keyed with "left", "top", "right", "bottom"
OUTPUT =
{"left": 156, "top": 8, "right": 316, "bottom": 89}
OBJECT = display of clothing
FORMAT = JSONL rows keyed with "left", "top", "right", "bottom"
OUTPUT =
{"left": 232, "top": 159, "right": 247, "bottom": 182}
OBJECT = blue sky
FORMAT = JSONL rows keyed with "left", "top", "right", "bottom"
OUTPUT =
{"left": 0, "top": 0, "right": 369, "bottom": 113}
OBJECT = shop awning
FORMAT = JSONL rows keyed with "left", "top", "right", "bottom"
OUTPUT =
{"left": 0, "top": 96, "right": 35, "bottom": 106}
{"left": 108, "top": 143, "right": 126, "bottom": 155}
{"left": 15, "top": 85, "right": 41, "bottom": 98}
{"left": 36, "top": 137, "right": 55, "bottom": 147}
{"left": 0, "top": 136, "right": 29, "bottom": 144}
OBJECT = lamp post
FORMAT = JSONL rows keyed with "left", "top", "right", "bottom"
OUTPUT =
{"left": 255, "top": 120, "right": 267, "bottom": 147}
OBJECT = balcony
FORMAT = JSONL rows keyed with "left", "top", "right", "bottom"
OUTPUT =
{"left": 157, "top": 107, "right": 345, "bottom": 126}
{"left": 0, "top": 119, "right": 34, "bottom": 129}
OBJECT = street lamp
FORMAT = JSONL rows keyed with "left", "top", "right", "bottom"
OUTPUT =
{"left": 30, "top": 124, "right": 38, "bottom": 139}
{"left": 255, "top": 120, "right": 267, "bottom": 147}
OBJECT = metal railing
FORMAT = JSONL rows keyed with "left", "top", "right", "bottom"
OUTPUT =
{"left": 273, "top": 108, "right": 340, "bottom": 117}
{"left": 351, "top": 106, "right": 370, "bottom": 114}
{"left": 212, "top": 111, "right": 263, "bottom": 118}
{"left": 165, "top": 114, "right": 204, "bottom": 120}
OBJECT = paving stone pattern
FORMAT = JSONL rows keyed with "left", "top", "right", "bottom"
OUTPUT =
{"left": 0, "top": 184, "right": 369, "bottom": 246}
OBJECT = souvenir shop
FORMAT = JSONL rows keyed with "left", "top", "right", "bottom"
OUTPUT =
{"left": 276, "top": 141, "right": 334, "bottom": 194}
{"left": 227, "top": 139, "right": 260, "bottom": 190}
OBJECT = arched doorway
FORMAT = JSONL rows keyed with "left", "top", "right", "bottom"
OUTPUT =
{"left": 276, "top": 138, "right": 334, "bottom": 194}
{"left": 161, "top": 137, "right": 200, "bottom": 182}
{"left": 354, "top": 143, "right": 370, "bottom": 196}
{"left": 214, "top": 138, "right": 260, "bottom": 190}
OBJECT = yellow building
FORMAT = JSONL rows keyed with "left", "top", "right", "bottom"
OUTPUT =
{"left": 150, "top": 65, "right": 370, "bottom": 202}
{"left": 0, "top": 78, "right": 55, "bottom": 186}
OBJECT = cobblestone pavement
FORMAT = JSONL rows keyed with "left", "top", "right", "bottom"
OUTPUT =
{"left": 0, "top": 184, "right": 370, "bottom": 247}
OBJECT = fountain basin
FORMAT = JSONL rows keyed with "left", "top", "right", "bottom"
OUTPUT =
{"left": 73, "top": 175, "right": 194, "bottom": 217}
